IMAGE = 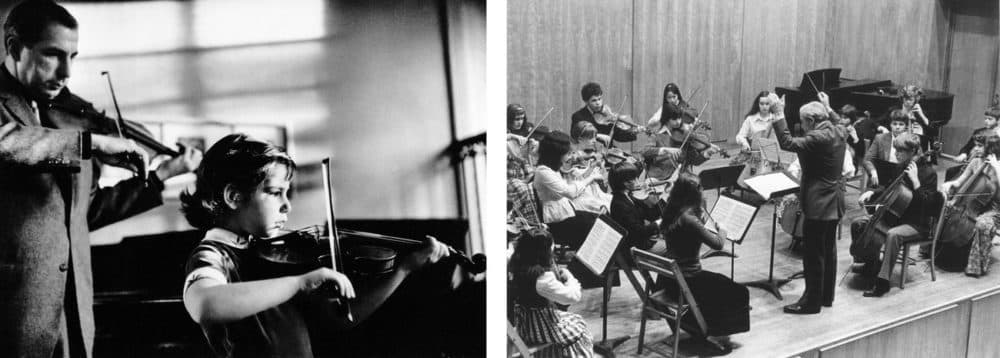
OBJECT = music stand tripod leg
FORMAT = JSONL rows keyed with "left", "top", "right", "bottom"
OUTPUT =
{"left": 741, "top": 201, "right": 791, "bottom": 299}
{"left": 595, "top": 268, "right": 629, "bottom": 357}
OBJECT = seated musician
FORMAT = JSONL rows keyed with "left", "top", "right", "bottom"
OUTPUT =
{"left": 508, "top": 103, "right": 534, "bottom": 137}
{"left": 509, "top": 228, "right": 595, "bottom": 358}
{"left": 180, "top": 134, "right": 457, "bottom": 357}
{"left": 532, "top": 130, "right": 603, "bottom": 249}
{"left": 876, "top": 85, "right": 935, "bottom": 160}
{"left": 566, "top": 121, "right": 612, "bottom": 213}
{"left": 657, "top": 173, "right": 750, "bottom": 342}
{"left": 940, "top": 135, "right": 1000, "bottom": 277}
{"left": 641, "top": 103, "right": 714, "bottom": 179}
{"left": 571, "top": 82, "right": 638, "bottom": 145}
{"left": 850, "top": 133, "right": 938, "bottom": 297}
{"left": 609, "top": 161, "right": 667, "bottom": 257}
{"left": 646, "top": 82, "right": 695, "bottom": 133}
{"left": 947, "top": 107, "right": 1000, "bottom": 180}
{"left": 864, "top": 109, "right": 912, "bottom": 187}
{"left": 731, "top": 91, "right": 782, "bottom": 178}
{"left": 953, "top": 107, "right": 999, "bottom": 163}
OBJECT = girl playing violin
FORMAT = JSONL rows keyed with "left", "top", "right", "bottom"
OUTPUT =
{"left": 940, "top": 134, "right": 1000, "bottom": 277}
{"left": 731, "top": 91, "right": 783, "bottom": 177}
{"left": 646, "top": 82, "right": 696, "bottom": 133}
{"left": 532, "top": 131, "right": 602, "bottom": 249}
{"left": 180, "top": 134, "right": 451, "bottom": 358}
{"left": 608, "top": 161, "right": 667, "bottom": 256}
{"left": 508, "top": 103, "right": 535, "bottom": 137}
{"left": 509, "top": 227, "right": 594, "bottom": 358}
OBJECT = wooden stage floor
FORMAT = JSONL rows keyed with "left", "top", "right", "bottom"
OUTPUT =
{"left": 568, "top": 154, "right": 1000, "bottom": 358}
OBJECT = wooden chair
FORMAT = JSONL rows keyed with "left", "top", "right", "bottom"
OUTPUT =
{"left": 507, "top": 320, "right": 551, "bottom": 358}
{"left": 895, "top": 191, "right": 946, "bottom": 288}
{"left": 631, "top": 247, "right": 721, "bottom": 357}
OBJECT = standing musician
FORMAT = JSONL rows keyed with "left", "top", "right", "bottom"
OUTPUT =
{"left": 571, "top": 82, "right": 639, "bottom": 146}
{"left": 771, "top": 92, "right": 847, "bottom": 314}
{"left": 940, "top": 135, "right": 1000, "bottom": 277}
{"left": 864, "top": 110, "right": 913, "bottom": 187}
{"left": 0, "top": 2, "right": 200, "bottom": 357}
{"left": 850, "top": 133, "right": 938, "bottom": 297}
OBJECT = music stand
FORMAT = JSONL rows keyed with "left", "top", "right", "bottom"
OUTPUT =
{"left": 706, "top": 192, "right": 760, "bottom": 280}
{"left": 739, "top": 171, "right": 800, "bottom": 300}
{"left": 699, "top": 165, "right": 746, "bottom": 259}
{"left": 580, "top": 215, "right": 630, "bottom": 357}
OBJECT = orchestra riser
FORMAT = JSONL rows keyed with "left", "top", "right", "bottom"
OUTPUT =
{"left": 572, "top": 155, "right": 1000, "bottom": 357}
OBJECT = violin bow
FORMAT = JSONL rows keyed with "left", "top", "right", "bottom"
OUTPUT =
{"left": 101, "top": 71, "right": 147, "bottom": 182}
{"left": 686, "top": 84, "right": 703, "bottom": 104}
{"left": 678, "top": 101, "right": 711, "bottom": 151}
{"left": 321, "top": 158, "right": 354, "bottom": 322}
{"left": 607, "top": 95, "right": 630, "bottom": 144}
{"left": 524, "top": 106, "right": 555, "bottom": 139}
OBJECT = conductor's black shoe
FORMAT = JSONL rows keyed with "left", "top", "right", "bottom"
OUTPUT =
{"left": 783, "top": 303, "right": 820, "bottom": 314}
{"left": 863, "top": 278, "right": 890, "bottom": 297}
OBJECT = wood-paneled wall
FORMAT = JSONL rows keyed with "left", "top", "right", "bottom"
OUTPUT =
{"left": 509, "top": 0, "right": 994, "bottom": 153}
{"left": 507, "top": 0, "right": 632, "bottom": 136}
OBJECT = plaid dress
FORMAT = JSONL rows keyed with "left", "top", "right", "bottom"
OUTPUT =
{"left": 511, "top": 270, "right": 593, "bottom": 358}
{"left": 967, "top": 209, "right": 999, "bottom": 276}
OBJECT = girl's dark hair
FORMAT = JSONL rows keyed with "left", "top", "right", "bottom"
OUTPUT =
{"left": 746, "top": 90, "right": 772, "bottom": 118}
{"left": 985, "top": 135, "right": 1000, "bottom": 158}
{"left": 609, "top": 161, "right": 642, "bottom": 192}
{"left": 659, "top": 102, "right": 685, "bottom": 128}
{"left": 507, "top": 103, "right": 527, "bottom": 130}
{"left": 659, "top": 172, "right": 703, "bottom": 232}
{"left": 508, "top": 228, "right": 556, "bottom": 279}
{"left": 180, "top": 134, "right": 296, "bottom": 229}
{"left": 537, "top": 131, "right": 572, "bottom": 171}
{"left": 662, "top": 83, "right": 687, "bottom": 108}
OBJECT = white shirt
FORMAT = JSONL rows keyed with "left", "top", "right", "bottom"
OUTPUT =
{"left": 535, "top": 270, "right": 581, "bottom": 305}
{"left": 736, "top": 113, "right": 777, "bottom": 149}
{"left": 533, "top": 166, "right": 585, "bottom": 223}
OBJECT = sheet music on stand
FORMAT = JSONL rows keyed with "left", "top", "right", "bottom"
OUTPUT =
{"left": 575, "top": 215, "right": 627, "bottom": 276}
{"left": 743, "top": 170, "right": 800, "bottom": 200}
{"left": 706, "top": 194, "right": 760, "bottom": 244}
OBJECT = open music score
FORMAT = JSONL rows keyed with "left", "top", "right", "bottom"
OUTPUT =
{"left": 706, "top": 194, "right": 759, "bottom": 244}
{"left": 744, "top": 170, "right": 800, "bottom": 200}
{"left": 575, "top": 215, "right": 626, "bottom": 276}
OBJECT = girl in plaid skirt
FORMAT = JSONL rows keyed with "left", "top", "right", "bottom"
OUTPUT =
{"left": 509, "top": 228, "right": 594, "bottom": 358}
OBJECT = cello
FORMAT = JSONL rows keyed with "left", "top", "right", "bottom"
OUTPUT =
{"left": 857, "top": 143, "right": 940, "bottom": 254}
{"left": 939, "top": 157, "right": 998, "bottom": 246}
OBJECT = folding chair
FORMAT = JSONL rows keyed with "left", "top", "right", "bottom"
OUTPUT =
{"left": 895, "top": 191, "right": 945, "bottom": 288}
{"left": 631, "top": 248, "right": 721, "bottom": 357}
{"left": 508, "top": 320, "right": 551, "bottom": 358}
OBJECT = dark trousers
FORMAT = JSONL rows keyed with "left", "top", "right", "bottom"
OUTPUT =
{"left": 802, "top": 219, "right": 839, "bottom": 306}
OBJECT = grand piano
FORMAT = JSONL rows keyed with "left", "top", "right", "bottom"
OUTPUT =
{"left": 774, "top": 68, "right": 954, "bottom": 136}
{"left": 92, "top": 219, "right": 485, "bottom": 358}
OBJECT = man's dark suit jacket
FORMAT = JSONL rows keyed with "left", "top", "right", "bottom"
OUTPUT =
{"left": 773, "top": 118, "right": 847, "bottom": 221}
{"left": 0, "top": 66, "right": 165, "bottom": 358}
{"left": 571, "top": 106, "right": 637, "bottom": 143}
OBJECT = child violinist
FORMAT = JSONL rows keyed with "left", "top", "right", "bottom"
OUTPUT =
{"left": 509, "top": 227, "right": 594, "bottom": 358}
{"left": 180, "top": 134, "right": 450, "bottom": 358}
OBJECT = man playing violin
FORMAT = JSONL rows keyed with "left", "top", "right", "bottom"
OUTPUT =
{"left": 849, "top": 133, "right": 938, "bottom": 297}
{"left": 0, "top": 2, "right": 200, "bottom": 357}
{"left": 571, "top": 82, "right": 639, "bottom": 146}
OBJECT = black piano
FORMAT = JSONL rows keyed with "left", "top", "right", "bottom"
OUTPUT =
{"left": 774, "top": 68, "right": 954, "bottom": 137}
{"left": 92, "top": 219, "right": 485, "bottom": 358}
{"left": 774, "top": 68, "right": 891, "bottom": 133}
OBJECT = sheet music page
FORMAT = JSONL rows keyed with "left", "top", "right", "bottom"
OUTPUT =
{"left": 708, "top": 196, "right": 757, "bottom": 242}
{"left": 575, "top": 218, "right": 624, "bottom": 275}
{"left": 744, "top": 171, "right": 799, "bottom": 199}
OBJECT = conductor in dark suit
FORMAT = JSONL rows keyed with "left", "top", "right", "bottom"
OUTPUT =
{"left": 771, "top": 92, "right": 847, "bottom": 314}
{"left": 0, "top": 2, "right": 200, "bottom": 357}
